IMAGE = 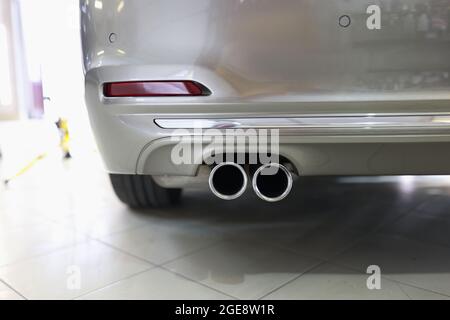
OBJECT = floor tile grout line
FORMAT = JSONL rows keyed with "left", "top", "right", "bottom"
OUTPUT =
{"left": 397, "top": 282, "right": 414, "bottom": 300}
{"left": 232, "top": 197, "right": 433, "bottom": 265}
{"left": 71, "top": 266, "right": 155, "bottom": 300}
{"left": 0, "top": 214, "right": 60, "bottom": 234}
{"left": 325, "top": 259, "right": 450, "bottom": 299}
{"left": 256, "top": 198, "right": 433, "bottom": 300}
{"left": 0, "top": 217, "right": 96, "bottom": 270}
{"left": 158, "top": 237, "right": 329, "bottom": 300}
{"left": 214, "top": 235, "right": 325, "bottom": 264}
{"left": 47, "top": 210, "right": 213, "bottom": 242}
{"left": 409, "top": 208, "right": 450, "bottom": 222}
{"left": 91, "top": 237, "right": 236, "bottom": 298}
{"left": 257, "top": 259, "right": 330, "bottom": 300}
{"left": 159, "top": 237, "right": 330, "bottom": 300}
{"left": 32, "top": 226, "right": 230, "bottom": 300}
{"left": 218, "top": 234, "right": 325, "bottom": 261}
{"left": 328, "top": 237, "right": 418, "bottom": 275}
{"left": 0, "top": 278, "right": 28, "bottom": 300}
{"left": 95, "top": 237, "right": 226, "bottom": 269}
{"left": 0, "top": 217, "right": 167, "bottom": 272}
{"left": 386, "top": 208, "right": 450, "bottom": 251}
{"left": 240, "top": 210, "right": 414, "bottom": 266}
{"left": 157, "top": 239, "right": 226, "bottom": 267}
{"left": 411, "top": 194, "right": 441, "bottom": 214}
{"left": 0, "top": 238, "right": 90, "bottom": 270}
{"left": 55, "top": 214, "right": 177, "bottom": 267}
{"left": 319, "top": 197, "right": 432, "bottom": 264}
{"left": 386, "top": 278, "right": 450, "bottom": 299}
{"left": 0, "top": 236, "right": 137, "bottom": 300}
{"left": 377, "top": 229, "right": 450, "bottom": 254}
{"left": 158, "top": 265, "right": 239, "bottom": 300}
{"left": 0, "top": 226, "right": 157, "bottom": 296}
{"left": 74, "top": 256, "right": 237, "bottom": 300}
{"left": 259, "top": 257, "right": 450, "bottom": 300}
{"left": 254, "top": 237, "right": 362, "bottom": 264}
{"left": 45, "top": 215, "right": 155, "bottom": 240}
{"left": 93, "top": 238, "right": 160, "bottom": 267}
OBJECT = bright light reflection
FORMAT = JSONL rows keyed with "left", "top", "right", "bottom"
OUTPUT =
{"left": 0, "top": 24, "right": 12, "bottom": 106}
{"left": 117, "top": 1, "right": 124, "bottom": 12}
{"left": 94, "top": 0, "right": 103, "bottom": 10}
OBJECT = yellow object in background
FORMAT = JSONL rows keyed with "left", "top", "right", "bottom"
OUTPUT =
{"left": 55, "top": 118, "right": 71, "bottom": 159}
{"left": 2, "top": 118, "right": 73, "bottom": 185}
{"left": 3, "top": 153, "right": 47, "bottom": 185}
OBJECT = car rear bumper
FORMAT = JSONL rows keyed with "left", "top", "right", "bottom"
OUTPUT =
{"left": 85, "top": 67, "right": 450, "bottom": 177}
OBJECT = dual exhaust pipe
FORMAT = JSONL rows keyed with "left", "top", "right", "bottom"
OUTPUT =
{"left": 209, "top": 162, "right": 293, "bottom": 202}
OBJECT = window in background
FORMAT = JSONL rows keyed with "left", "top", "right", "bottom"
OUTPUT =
{"left": 0, "top": 24, "right": 12, "bottom": 107}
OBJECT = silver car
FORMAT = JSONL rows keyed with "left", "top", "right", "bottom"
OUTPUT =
{"left": 81, "top": 0, "right": 450, "bottom": 208}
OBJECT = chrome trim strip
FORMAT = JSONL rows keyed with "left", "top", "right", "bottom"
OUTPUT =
{"left": 155, "top": 115, "right": 450, "bottom": 130}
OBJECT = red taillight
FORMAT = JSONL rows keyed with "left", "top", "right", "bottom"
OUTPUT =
{"left": 103, "top": 81, "right": 211, "bottom": 97}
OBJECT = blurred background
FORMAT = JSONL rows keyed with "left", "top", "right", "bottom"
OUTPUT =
{"left": 0, "top": 0, "right": 95, "bottom": 176}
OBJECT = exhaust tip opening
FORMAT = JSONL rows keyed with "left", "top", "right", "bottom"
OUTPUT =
{"left": 253, "top": 163, "right": 293, "bottom": 202}
{"left": 209, "top": 162, "right": 247, "bottom": 200}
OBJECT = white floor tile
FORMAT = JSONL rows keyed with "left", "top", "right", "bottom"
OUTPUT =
{"left": 55, "top": 207, "right": 154, "bottom": 239}
{"left": 263, "top": 263, "right": 449, "bottom": 300}
{"left": 379, "top": 213, "right": 450, "bottom": 248}
{"left": 0, "top": 221, "right": 87, "bottom": 267}
{"left": 0, "top": 240, "right": 152, "bottom": 300}
{"left": 0, "top": 197, "right": 49, "bottom": 230}
{"left": 0, "top": 282, "right": 24, "bottom": 300}
{"left": 415, "top": 194, "right": 450, "bottom": 220}
{"left": 100, "top": 223, "right": 222, "bottom": 265}
{"left": 165, "top": 240, "right": 322, "bottom": 300}
{"left": 333, "top": 234, "right": 450, "bottom": 296}
{"left": 223, "top": 223, "right": 369, "bottom": 261}
{"left": 79, "top": 268, "right": 231, "bottom": 300}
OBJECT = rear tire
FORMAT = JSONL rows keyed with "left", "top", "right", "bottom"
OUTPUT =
{"left": 109, "top": 174, "right": 182, "bottom": 209}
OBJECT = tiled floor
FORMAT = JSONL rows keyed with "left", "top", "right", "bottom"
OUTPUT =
{"left": 2, "top": 124, "right": 450, "bottom": 299}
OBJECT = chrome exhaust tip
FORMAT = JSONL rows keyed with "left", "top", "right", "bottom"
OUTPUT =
{"left": 252, "top": 163, "right": 293, "bottom": 202}
{"left": 209, "top": 162, "right": 248, "bottom": 200}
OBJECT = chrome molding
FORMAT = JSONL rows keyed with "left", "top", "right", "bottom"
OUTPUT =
{"left": 155, "top": 115, "right": 450, "bottom": 130}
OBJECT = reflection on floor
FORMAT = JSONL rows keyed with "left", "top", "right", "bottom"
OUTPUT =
{"left": 1, "top": 146, "right": 450, "bottom": 299}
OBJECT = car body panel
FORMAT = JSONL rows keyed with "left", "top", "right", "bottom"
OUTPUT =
{"left": 82, "top": 0, "right": 450, "bottom": 100}
{"left": 81, "top": 0, "right": 450, "bottom": 177}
